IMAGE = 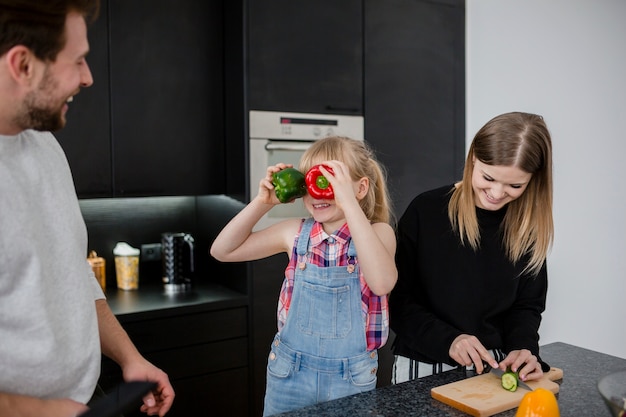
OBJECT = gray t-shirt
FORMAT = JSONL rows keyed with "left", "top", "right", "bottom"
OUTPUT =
{"left": 0, "top": 129, "right": 103, "bottom": 402}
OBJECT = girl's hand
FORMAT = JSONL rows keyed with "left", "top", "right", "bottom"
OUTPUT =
{"left": 317, "top": 161, "right": 361, "bottom": 209}
{"left": 257, "top": 163, "right": 293, "bottom": 205}
{"left": 499, "top": 349, "right": 543, "bottom": 382}
{"left": 449, "top": 334, "right": 499, "bottom": 374}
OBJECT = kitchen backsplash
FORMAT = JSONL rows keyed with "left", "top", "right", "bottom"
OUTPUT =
{"left": 79, "top": 194, "right": 247, "bottom": 294}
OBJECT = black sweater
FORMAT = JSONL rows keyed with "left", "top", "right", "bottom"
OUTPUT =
{"left": 390, "top": 185, "right": 547, "bottom": 365}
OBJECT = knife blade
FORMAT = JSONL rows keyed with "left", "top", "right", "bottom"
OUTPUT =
{"left": 489, "top": 367, "right": 534, "bottom": 391}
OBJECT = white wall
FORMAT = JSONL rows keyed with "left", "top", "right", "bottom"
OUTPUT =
{"left": 467, "top": 0, "right": 626, "bottom": 359}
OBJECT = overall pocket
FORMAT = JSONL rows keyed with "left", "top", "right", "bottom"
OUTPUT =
{"left": 296, "top": 281, "right": 351, "bottom": 338}
{"left": 348, "top": 353, "right": 378, "bottom": 389}
{"left": 266, "top": 346, "right": 294, "bottom": 379}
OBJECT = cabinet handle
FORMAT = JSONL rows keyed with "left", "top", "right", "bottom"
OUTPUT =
{"left": 325, "top": 105, "right": 361, "bottom": 114}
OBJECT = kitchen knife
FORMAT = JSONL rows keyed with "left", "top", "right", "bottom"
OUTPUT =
{"left": 490, "top": 367, "right": 534, "bottom": 391}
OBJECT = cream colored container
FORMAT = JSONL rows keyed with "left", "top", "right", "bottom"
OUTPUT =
{"left": 113, "top": 242, "right": 140, "bottom": 290}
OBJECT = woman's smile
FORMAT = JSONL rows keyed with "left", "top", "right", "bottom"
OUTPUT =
{"left": 471, "top": 159, "right": 532, "bottom": 210}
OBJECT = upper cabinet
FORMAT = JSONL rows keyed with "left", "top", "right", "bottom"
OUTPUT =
{"left": 364, "top": 0, "right": 465, "bottom": 217}
{"left": 108, "top": 0, "right": 225, "bottom": 197}
{"left": 55, "top": 4, "right": 111, "bottom": 196}
{"left": 57, "top": 0, "right": 226, "bottom": 198}
{"left": 247, "top": 0, "right": 363, "bottom": 115}
{"left": 57, "top": 0, "right": 464, "bottom": 211}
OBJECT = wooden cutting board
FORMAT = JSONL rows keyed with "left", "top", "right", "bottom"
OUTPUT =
{"left": 431, "top": 367, "right": 563, "bottom": 417}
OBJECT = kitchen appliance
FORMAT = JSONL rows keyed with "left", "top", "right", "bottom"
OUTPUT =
{"left": 249, "top": 110, "right": 364, "bottom": 230}
{"left": 161, "top": 232, "right": 194, "bottom": 293}
{"left": 598, "top": 370, "right": 626, "bottom": 417}
{"left": 430, "top": 367, "right": 563, "bottom": 417}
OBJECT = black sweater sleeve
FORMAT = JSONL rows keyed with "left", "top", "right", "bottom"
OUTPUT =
{"left": 501, "top": 262, "right": 547, "bottom": 356}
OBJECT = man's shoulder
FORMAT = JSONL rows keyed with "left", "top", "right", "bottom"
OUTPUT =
{"left": 21, "top": 129, "right": 55, "bottom": 139}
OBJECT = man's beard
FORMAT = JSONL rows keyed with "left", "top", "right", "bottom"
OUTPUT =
{"left": 20, "top": 103, "right": 65, "bottom": 132}
{"left": 15, "top": 69, "right": 66, "bottom": 132}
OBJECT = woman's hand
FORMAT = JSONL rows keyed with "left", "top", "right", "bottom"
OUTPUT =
{"left": 499, "top": 349, "right": 544, "bottom": 382}
{"left": 449, "top": 334, "right": 499, "bottom": 374}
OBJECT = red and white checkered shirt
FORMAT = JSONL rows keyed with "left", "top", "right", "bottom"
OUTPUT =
{"left": 277, "top": 220, "right": 389, "bottom": 351}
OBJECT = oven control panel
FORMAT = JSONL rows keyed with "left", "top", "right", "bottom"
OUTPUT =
{"left": 250, "top": 110, "right": 364, "bottom": 141}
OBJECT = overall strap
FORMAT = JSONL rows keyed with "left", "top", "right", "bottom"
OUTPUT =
{"left": 347, "top": 236, "right": 357, "bottom": 258}
{"left": 296, "top": 217, "right": 315, "bottom": 256}
{"left": 346, "top": 234, "right": 357, "bottom": 273}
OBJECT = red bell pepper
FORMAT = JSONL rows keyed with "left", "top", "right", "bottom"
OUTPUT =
{"left": 305, "top": 164, "right": 334, "bottom": 199}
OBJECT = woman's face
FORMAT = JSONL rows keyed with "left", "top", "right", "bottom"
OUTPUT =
{"left": 471, "top": 158, "right": 532, "bottom": 210}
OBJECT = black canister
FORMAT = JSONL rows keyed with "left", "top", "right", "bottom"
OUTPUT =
{"left": 161, "top": 232, "right": 194, "bottom": 293}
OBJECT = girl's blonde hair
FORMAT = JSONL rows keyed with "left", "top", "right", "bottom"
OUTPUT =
{"left": 448, "top": 112, "right": 554, "bottom": 276}
{"left": 299, "top": 136, "right": 393, "bottom": 225}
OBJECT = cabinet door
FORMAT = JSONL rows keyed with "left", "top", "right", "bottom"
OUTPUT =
{"left": 108, "top": 0, "right": 225, "bottom": 196}
{"left": 166, "top": 369, "right": 249, "bottom": 417}
{"left": 56, "top": 0, "right": 112, "bottom": 198}
{"left": 100, "top": 308, "right": 249, "bottom": 416}
{"left": 364, "top": 0, "right": 465, "bottom": 218}
{"left": 248, "top": 0, "right": 363, "bottom": 115}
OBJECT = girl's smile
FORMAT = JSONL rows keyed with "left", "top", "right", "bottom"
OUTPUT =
{"left": 312, "top": 202, "right": 331, "bottom": 209}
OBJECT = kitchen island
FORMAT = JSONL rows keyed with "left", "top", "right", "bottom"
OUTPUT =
{"left": 273, "top": 342, "right": 626, "bottom": 416}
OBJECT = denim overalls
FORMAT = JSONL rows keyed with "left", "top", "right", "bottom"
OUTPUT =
{"left": 263, "top": 218, "right": 378, "bottom": 416}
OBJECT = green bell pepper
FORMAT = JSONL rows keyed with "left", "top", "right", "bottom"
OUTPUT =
{"left": 271, "top": 167, "right": 307, "bottom": 203}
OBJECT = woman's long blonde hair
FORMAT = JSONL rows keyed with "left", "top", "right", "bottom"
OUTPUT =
{"left": 448, "top": 112, "right": 553, "bottom": 276}
{"left": 299, "top": 136, "right": 393, "bottom": 225}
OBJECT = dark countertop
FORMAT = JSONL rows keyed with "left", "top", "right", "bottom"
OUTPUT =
{"left": 273, "top": 342, "right": 626, "bottom": 416}
{"left": 103, "top": 283, "right": 248, "bottom": 322}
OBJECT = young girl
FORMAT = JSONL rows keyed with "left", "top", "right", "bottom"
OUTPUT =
{"left": 210, "top": 136, "right": 397, "bottom": 416}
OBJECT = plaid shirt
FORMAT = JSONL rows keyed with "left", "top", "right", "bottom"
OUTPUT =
{"left": 277, "top": 220, "right": 389, "bottom": 351}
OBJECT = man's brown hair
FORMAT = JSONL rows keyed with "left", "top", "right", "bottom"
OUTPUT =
{"left": 0, "top": 0, "right": 100, "bottom": 61}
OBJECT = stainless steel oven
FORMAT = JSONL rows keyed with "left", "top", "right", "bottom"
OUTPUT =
{"left": 249, "top": 110, "right": 364, "bottom": 229}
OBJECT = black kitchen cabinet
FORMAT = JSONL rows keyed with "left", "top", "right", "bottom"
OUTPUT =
{"left": 247, "top": 0, "right": 363, "bottom": 115}
{"left": 108, "top": 0, "right": 224, "bottom": 196}
{"left": 55, "top": 0, "right": 111, "bottom": 196}
{"left": 364, "top": 0, "right": 465, "bottom": 218}
{"left": 57, "top": 0, "right": 226, "bottom": 198}
{"left": 99, "top": 288, "right": 249, "bottom": 417}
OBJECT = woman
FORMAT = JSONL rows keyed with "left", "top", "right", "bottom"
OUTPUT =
{"left": 390, "top": 112, "right": 553, "bottom": 385}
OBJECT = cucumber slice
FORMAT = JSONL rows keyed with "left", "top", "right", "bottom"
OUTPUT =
{"left": 501, "top": 371, "right": 518, "bottom": 392}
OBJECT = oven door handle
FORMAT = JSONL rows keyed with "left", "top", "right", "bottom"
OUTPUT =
{"left": 264, "top": 142, "right": 312, "bottom": 152}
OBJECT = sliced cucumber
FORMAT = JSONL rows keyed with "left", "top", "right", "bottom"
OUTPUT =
{"left": 501, "top": 371, "right": 518, "bottom": 392}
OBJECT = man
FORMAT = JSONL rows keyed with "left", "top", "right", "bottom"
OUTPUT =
{"left": 0, "top": 1, "right": 174, "bottom": 416}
